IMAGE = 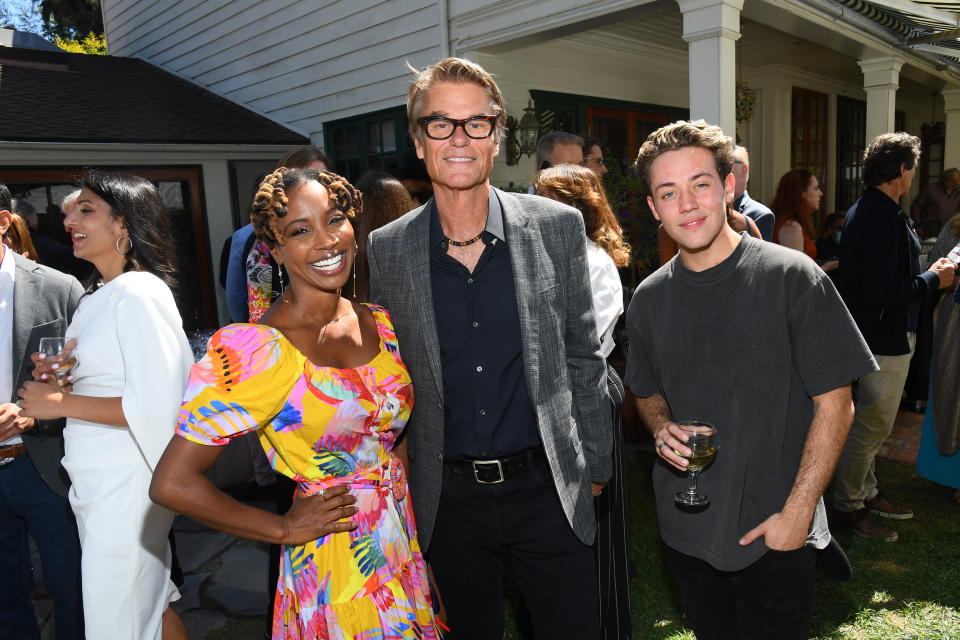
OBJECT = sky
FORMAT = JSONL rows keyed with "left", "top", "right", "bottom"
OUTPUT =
{"left": 1, "top": 0, "right": 44, "bottom": 35}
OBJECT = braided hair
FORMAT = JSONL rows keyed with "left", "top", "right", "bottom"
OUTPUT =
{"left": 250, "top": 168, "right": 362, "bottom": 247}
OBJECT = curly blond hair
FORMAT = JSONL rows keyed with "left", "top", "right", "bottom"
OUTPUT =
{"left": 250, "top": 168, "right": 362, "bottom": 247}
{"left": 534, "top": 163, "right": 631, "bottom": 267}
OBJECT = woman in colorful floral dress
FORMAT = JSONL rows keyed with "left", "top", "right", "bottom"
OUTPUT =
{"left": 150, "top": 168, "right": 437, "bottom": 639}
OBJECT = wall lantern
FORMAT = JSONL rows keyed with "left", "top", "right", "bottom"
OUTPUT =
{"left": 505, "top": 100, "right": 540, "bottom": 166}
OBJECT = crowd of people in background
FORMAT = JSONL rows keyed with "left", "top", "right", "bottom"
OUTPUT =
{"left": 0, "top": 54, "right": 959, "bottom": 640}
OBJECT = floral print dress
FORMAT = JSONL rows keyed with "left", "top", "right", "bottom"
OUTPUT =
{"left": 177, "top": 305, "right": 437, "bottom": 639}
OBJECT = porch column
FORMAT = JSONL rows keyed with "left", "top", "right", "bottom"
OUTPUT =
{"left": 677, "top": 0, "right": 744, "bottom": 137}
{"left": 943, "top": 88, "right": 960, "bottom": 170}
{"left": 747, "top": 67, "right": 793, "bottom": 205}
{"left": 858, "top": 57, "right": 903, "bottom": 142}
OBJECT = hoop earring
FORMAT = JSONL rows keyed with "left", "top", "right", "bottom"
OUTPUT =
{"left": 115, "top": 235, "right": 132, "bottom": 255}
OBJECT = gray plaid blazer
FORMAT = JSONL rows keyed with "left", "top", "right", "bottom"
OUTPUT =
{"left": 12, "top": 253, "right": 83, "bottom": 497}
{"left": 367, "top": 187, "right": 612, "bottom": 549}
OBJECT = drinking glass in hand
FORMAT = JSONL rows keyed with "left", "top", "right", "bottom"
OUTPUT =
{"left": 38, "top": 337, "right": 78, "bottom": 390}
{"left": 674, "top": 420, "right": 717, "bottom": 508}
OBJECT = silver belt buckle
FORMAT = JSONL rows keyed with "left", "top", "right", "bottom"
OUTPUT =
{"left": 472, "top": 459, "right": 504, "bottom": 484}
{"left": 0, "top": 457, "right": 14, "bottom": 467}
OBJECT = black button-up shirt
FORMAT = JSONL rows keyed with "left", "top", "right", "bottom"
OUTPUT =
{"left": 429, "top": 189, "right": 539, "bottom": 461}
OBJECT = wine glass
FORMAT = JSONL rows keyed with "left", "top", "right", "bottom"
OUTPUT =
{"left": 38, "top": 337, "right": 78, "bottom": 389}
{"left": 674, "top": 420, "right": 718, "bottom": 508}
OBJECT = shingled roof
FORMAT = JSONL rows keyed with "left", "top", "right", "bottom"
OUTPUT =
{"left": 0, "top": 46, "right": 309, "bottom": 145}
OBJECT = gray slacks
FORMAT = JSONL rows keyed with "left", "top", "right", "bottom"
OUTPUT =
{"left": 834, "top": 334, "right": 915, "bottom": 512}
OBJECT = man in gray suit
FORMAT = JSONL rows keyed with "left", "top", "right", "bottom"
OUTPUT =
{"left": 367, "top": 58, "right": 612, "bottom": 639}
{"left": 0, "top": 184, "right": 85, "bottom": 639}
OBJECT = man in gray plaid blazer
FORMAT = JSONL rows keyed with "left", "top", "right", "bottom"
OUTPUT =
{"left": 367, "top": 58, "right": 612, "bottom": 639}
{"left": 0, "top": 184, "right": 84, "bottom": 639}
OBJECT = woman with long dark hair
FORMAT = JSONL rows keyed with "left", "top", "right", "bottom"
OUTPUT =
{"left": 771, "top": 169, "right": 822, "bottom": 259}
{"left": 534, "top": 162, "right": 632, "bottom": 640}
{"left": 150, "top": 168, "right": 437, "bottom": 638}
{"left": 354, "top": 171, "right": 414, "bottom": 301}
{"left": 18, "top": 172, "right": 192, "bottom": 639}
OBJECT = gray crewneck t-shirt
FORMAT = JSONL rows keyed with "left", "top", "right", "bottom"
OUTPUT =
{"left": 626, "top": 234, "right": 877, "bottom": 571}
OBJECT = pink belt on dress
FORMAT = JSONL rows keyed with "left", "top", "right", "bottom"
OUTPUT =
{"left": 296, "top": 455, "right": 407, "bottom": 503}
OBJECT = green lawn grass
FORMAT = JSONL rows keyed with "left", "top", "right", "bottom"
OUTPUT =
{"left": 207, "top": 451, "right": 959, "bottom": 639}
{"left": 620, "top": 450, "right": 960, "bottom": 640}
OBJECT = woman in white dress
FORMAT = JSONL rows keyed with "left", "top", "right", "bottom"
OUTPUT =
{"left": 18, "top": 173, "right": 193, "bottom": 640}
{"left": 535, "top": 162, "right": 632, "bottom": 640}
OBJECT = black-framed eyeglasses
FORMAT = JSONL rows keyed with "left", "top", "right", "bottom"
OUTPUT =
{"left": 418, "top": 115, "right": 498, "bottom": 140}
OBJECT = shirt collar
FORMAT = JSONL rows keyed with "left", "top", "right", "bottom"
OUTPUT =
{"left": 430, "top": 187, "right": 505, "bottom": 249}
{"left": 0, "top": 246, "right": 15, "bottom": 292}
{"left": 732, "top": 190, "right": 747, "bottom": 210}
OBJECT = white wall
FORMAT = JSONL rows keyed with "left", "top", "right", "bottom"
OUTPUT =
{"left": 98, "top": 0, "right": 951, "bottom": 215}
{"left": 102, "top": 0, "right": 444, "bottom": 148}
{"left": 744, "top": 63, "right": 945, "bottom": 212}
{"left": 475, "top": 33, "right": 688, "bottom": 187}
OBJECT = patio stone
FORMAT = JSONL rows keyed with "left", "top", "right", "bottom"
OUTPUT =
{"left": 173, "top": 572, "right": 208, "bottom": 613}
{"left": 175, "top": 530, "right": 233, "bottom": 573}
{"left": 181, "top": 609, "right": 229, "bottom": 639}
{"left": 207, "top": 546, "right": 269, "bottom": 616}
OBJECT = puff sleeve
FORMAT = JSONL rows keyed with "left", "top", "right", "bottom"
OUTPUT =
{"left": 176, "top": 324, "right": 299, "bottom": 447}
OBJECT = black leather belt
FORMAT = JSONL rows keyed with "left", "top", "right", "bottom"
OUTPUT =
{"left": 446, "top": 448, "right": 544, "bottom": 484}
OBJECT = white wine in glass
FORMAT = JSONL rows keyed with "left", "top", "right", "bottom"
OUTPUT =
{"left": 38, "top": 337, "right": 78, "bottom": 389}
{"left": 674, "top": 420, "right": 718, "bottom": 507}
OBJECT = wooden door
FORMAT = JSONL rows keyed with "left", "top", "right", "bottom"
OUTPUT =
{"left": 587, "top": 106, "right": 670, "bottom": 160}
{"left": 0, "top": 166, "right": 217, "bottom": 328}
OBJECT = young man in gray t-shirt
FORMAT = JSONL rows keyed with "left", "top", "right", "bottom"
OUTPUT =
{"left": 627, "top": 120, "right": 877, "bottom": 639}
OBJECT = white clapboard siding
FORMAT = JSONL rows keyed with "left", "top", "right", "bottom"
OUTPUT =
{"left": 102, "top": 0, "right": 443, "bottom": 138}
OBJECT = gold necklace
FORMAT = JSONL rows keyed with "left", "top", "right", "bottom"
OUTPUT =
{"left": 281, "top": 292, "right": 352, "bottom": 343}
{"left": 317, "top": 307, "right": 352, "bottom": 344}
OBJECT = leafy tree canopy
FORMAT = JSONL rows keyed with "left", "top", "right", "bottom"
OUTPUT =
{"left": 40, "top": 0, "right": 102, "bottom": 39}
{"left": 55, "top": 30, "right": 104, "bottom": 54}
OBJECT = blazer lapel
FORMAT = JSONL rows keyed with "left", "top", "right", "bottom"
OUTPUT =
{"left": 499, "top": 189, "right": 541, "bottom": 395}
{"left": 11, "top": 256, "right": 42, "bottom": 396}
{"left": 404, "top": 205, "right": 444, "bottom": 399}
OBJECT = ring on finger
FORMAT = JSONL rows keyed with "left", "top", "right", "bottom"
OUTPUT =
{"left": 656, "top": 441, "right": 666, "bottom": 453}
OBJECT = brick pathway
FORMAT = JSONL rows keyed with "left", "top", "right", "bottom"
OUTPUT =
{"left": 877, "top": 409, "right": 925, "bottom": 464}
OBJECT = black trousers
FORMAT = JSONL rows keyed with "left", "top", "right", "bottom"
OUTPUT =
{"left": 429, "top": 451, "right": 599, "bottom": 640}
{"left": 596, "top": 366, "right": 631, "bottom": 640}
{"left": 665, "top": 545, "right": 817, "bottom": 640}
